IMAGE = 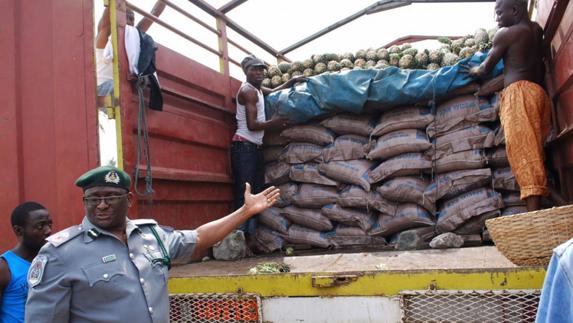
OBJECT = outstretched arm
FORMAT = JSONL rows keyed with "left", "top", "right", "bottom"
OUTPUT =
{"left": 192, "top": 184, "right": 280, "bottom": 254}
{"left": 261, "top": 76, "right": 307, "bottom": 95}
{"left": 136, "top": 1, "right": 167, "bottom": 32}
{"left": 240, "top": 88, "right": 289, "bottom": 130}
{"left": 468, "top": 28, "right": 510, "bottom": 78}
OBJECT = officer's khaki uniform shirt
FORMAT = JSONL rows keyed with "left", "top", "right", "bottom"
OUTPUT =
{"left": 25, "top": 217, "right": 197, "bottom": 323}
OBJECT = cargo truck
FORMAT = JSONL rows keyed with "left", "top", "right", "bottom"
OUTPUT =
{"left": 1, "top": 0, "right": 572, "bottom": 321}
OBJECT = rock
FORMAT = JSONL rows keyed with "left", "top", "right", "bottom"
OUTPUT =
{"left": 430, "top": 232, "right": 464, "bottom": 249}
{"left": 212, "top": 230, "right": 248, "bottom": 260}
{"left": 395, "top": 227, "right": 435, "bottom": 250}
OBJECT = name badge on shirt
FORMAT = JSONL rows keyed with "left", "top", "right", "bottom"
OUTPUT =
{"left": 102, "top": 254, "right": 117, "bottom": 263}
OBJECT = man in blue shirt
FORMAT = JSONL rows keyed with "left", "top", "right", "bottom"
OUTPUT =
{"left": 0, "top": 202, "right": 52, "bottom": 323}
{"left": 536, "top": 237, "right": 573, "bottom": 323}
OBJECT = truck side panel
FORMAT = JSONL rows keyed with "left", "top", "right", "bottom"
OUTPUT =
{"left": 542, "top": 0, "right": 573, "bottom": 200}
{"left": 0, "top": 0, "right": 98, "bottom": 250}
{"left": 116, "top": 38, "right": 241, "bottom": 228}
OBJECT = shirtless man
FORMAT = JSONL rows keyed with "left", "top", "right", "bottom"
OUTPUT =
{"left": 466, "top": 0, "right": 551, "bottom": 211}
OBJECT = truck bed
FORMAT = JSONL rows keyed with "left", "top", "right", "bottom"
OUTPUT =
{"left": 171, "top": 246, "right": 515, "bottom": 277}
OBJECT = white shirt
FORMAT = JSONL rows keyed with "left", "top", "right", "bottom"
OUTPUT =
{"left": 234, "top": 82, "right": 266, "bottom": 145}
{"left": 96, "top": 25, "right": 141, "bottom": 86}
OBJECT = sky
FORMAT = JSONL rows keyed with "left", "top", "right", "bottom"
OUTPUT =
{"left": 96, "top": 0, "right": 498, "bottom": 80}
{"left": 95, "top": 0, "right": 498, "bottom": 165}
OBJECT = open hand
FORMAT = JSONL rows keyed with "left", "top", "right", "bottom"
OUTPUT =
{"left": 243, "top": 183, "right": 280, "bottom": 216}
{"left": 270, "top": 114, "right": 291, "bottom": 128}
{"left": 459, "top": 63, "right": 480, "bottom": 78}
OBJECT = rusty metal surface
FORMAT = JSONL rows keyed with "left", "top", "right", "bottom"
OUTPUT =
{"left": 118, "top": 38, "right": 240, "bottom": 229}
{"left": 540, "top": 0, "right": 573, "bottom": 200}
{"left": 0, "top": 0, "right": 99, "bottom": 250}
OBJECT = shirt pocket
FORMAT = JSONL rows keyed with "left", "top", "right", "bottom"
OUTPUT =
{"left": 82, "top": 261, "right": 127, "bottom": 287}
{"left": 147, "top": 250, "right": 169, "bottom": 281}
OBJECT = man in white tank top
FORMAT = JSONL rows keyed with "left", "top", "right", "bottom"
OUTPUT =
{"left": 232, "top": 55, "right": 305, "bottom": 252}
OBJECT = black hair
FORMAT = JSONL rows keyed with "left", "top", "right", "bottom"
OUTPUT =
{"left": 11, "top": 201, "right": 47, "bottom": 227}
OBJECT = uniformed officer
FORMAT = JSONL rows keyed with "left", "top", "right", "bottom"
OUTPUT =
{"left": 25, "top": 166, "right": 280, "bottom": 323}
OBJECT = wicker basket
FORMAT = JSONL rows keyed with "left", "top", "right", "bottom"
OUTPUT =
{"left": 486, "top": 204, "right": 573, "bottom": 266}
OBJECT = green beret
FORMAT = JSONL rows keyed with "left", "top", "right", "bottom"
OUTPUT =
{"left": 75, "top": 166, "right": 131, "bottom": 191}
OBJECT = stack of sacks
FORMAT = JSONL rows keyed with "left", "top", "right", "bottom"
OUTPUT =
{"left": 425, "top": 93, "right": 503, "bottom": 242}
{"left": 259, "top": 116, "right": 389, "bottom": 251}
{"left": 484, "top": 104, "right": 528, "bottom": 217}
{"left": 366, "top": 107, "right": 436, "bottom": 241}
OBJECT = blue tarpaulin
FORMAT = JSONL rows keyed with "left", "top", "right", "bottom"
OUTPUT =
{"left": 265, "top": 52, "right": 503, "bottom": 123}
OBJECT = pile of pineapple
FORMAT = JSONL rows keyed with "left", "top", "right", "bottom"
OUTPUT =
{"left": 263, "top": 28, "right": 496, "bottom": 88}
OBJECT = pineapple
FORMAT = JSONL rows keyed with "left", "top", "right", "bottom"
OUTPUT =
{"left": 451, "top": 38, "right": 465, "bottom": 55}
{"left": 459, "top": 47, "right": 477, "bottom": 59}
{"left": 262, "top": 78, "right": 272, "bottom": 88}
{"left": 271, "top": 75, "right": 283, "bottom": 87}
{"left": 281, "top": 73, "right": 291, "bottom": 83}
{"left": 474, "top": 28, "right": 489, "bottom": 45}
{"left": 415, "top": 51, "right": 429, "bottom": 67}
{"left": 389, "top": 53, "right": 401, "bottom": 66}
{"left": 327, "top": 60, "right": 341, "bottom": 72}
{"left": 388, "top": 45, "right": 402, "bottom": 55}
{"left": 388, "top": 53, "right": 400, "bottom": 66}
{"left": 366, "top": 50, "right": 378, "bottom": 61}
{"left": 312, "top": 54, "right": 326, "bottom": 64}
{"left": 340, "top": 58, "right": 354, "bottom": 69}
{"left": 427, "top": 63, "right": 441, "bottom": 71}
{"left": 464, "top": 38, "right": 476, "bottom": 48}
{"left": 441, "top": 52, "right": 460, "bottom": 66}
{"left": 355, "top": 49, "right": 367, "bottom": 60}
{"left": 290, "top": 61, "right": 304, "bottom": 73}
{"left": 327, "top": 53, "right": 340, "bottom": 62}
{"left": 314, "top": 62, "right": 327, "bottom": 74}
{"left": 402, "top": 48, "right": 418, "bottom": 57}
{"left": 400, "top": 43, "right": 412, "bottom": 51}
{"left": 354, "top": 58, "right": 366, "bottom": 68}
{"left": 278, "top": 62, "right": 291, "bottom": 74}
{"left": 268, "top": 65, "right": 282, "bottom": 77}
{"left": 429, "top": 50, "right": 443, "bottom": 64}
{"left": 303, "top": 68, "right": 314, "bottom": 77}
{"left": 376, "top": 48, "right": 389, "bottom": 61}
{"left": 437, "top": 37, "right": 452, "bottom": 45}
{"left": 439, "top": 45, "right": 452, "bottom": 54}
{"left": 291, "top": 70, "right": 303, "bottom": 77}
{"left": 303, "top": 59, "right": 314, "bottom": 69}
{"left": 399, "top": 54, "right": 415, "bottom": 69}
{"left": 341, "top": 52, "right": 355, "bottom": 62}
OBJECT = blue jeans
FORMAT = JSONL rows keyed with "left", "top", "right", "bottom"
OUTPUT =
{"left": 231, "top": 141, "right": 265, "bottom": 235}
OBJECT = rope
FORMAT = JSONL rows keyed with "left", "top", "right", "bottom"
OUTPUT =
{"left": 429, "top": 71, "right": 439, "bottom": 235}
{"left": 430, "top": 71, "right": 438, "bottom": 215}
{"left": 134, "top": 75, "right": 154, "bottom": 197}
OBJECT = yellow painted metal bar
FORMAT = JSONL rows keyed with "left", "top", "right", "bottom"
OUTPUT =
{"left": 216, "top": 18, "right": 229, "bottom": 76}
{"left": 168, "top": 267, "right": 546, "bottom": 297}
{"left": 109, "top": 0, "right": 124, "bottom": 169}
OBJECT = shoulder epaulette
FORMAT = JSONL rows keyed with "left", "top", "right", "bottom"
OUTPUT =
{"left": 46, "top": 225, "right": 84, "bottom": 247}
